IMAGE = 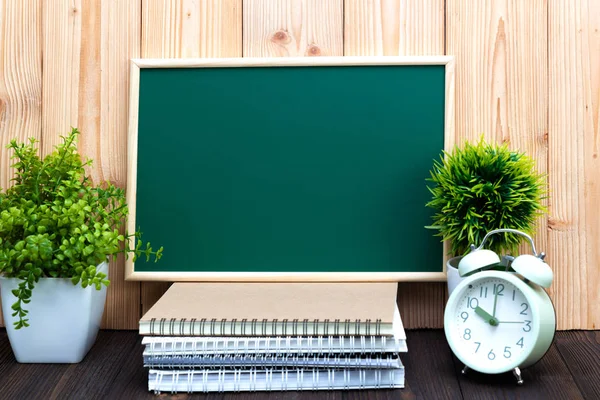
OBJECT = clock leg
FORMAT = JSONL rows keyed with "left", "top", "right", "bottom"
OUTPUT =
{"left": 461, "top": 365, "right": 469, "bottom": 375}
{"left": 512, "top": 367, "right": 524, "bottom": 385}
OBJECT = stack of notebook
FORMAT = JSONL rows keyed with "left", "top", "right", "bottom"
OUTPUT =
{"left": 139, "top": 282, "right": 406, "bottom": 393}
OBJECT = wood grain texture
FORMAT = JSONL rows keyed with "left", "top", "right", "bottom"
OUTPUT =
{"left": 140, "top": 0, "right": 242, "bottom": 316}
{"left": 396, "top": 283, "right": 448, "bottom": 329}
{"left": 447, "top": 0, "right": 548, "bottom": 145}
{"left": 451, "top": 335, "right": 583, "bottom": 400}
{"left": 344, "top": 0, "right": 444, "bottom": 56}
{"left": 0, "top": 0, "right": 42, "bottom": 328}
{"left": 446, "top": 0, "right": 550, "bottom": 325}
{"left": 548, "top": 0, "right": 600, "bottom": 330}
{"left": 142, "top": 0, "right": 241, "bottom": 59}
{"left": 0, "top": 0, "right": 42, "bottom": 185}
{"left": 399, "top": 330, "right": 463, "bottom": 399}
{"left": 0, "top": 329, "right": 594, "bottom": 398}
{"left": 243, "top": 0, "right": 343, "bottom": 57}
{"left": 47, "top": 332, "right": 139, "bottom": 399}
{"left": 0, "top": 328, "right": 18, "bottom": 380}
{"left": 41, "top": 0, "right": 82, "bottom": 153}
{"left": 344, "top": 0, "right": 446, "bottom": 329}
{"left": 555, "top": 331, "right": 600, "bottom": 399}
{"left": 0, "top": 332, "right": 138, "bottom": 400}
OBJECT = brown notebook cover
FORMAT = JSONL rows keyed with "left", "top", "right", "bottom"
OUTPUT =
{"left": 140, "top": 282, "right": 398, "bottom": 336}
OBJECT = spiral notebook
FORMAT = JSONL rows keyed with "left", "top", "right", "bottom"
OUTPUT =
{"left": 144, "top": 353, "right": 403, "bottom": 369}
{"left": 141, "top": 282, "right": 405, "bottom": 393}
{"left": 142, "top": 303, "right": 406, "bottom": 356}
{"left": 148, "top": 367, "right": 405, "bottom": 393}
{"left": 139, "top": 282, "right": 398, "bottom": 336}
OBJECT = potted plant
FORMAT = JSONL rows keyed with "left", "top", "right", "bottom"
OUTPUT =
{"left": 425, "top": 136, "right": 547, "bottom": 294}
{"left": 0, "top": 128, "right": 162, "bottom": 363}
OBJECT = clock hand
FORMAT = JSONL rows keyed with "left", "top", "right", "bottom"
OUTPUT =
{"left": 474, "top": 306, "right": 492, "bottom": 321}
{"left": 474, "top": 306, "right": 499, "bottom": 326}
{"left": 497, "top": 321, "right": 524, "bottom": 324}
{"left": 492, "top": 290, "right": 498, "bottom": 318}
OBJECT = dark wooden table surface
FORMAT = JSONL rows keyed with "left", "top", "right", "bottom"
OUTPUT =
{"left": 0, "top": 329, "right": 597, "bottom": 399}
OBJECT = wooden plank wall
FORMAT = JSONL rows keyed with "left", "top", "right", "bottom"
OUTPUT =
{"left": 548, "top": 0, "right": 600, "bottom": 330}
{"left": 0, "top": 0, "right": 598, "bottom": 330}
{"left": 0, "top": 0, "right": 42, "bottom": 327}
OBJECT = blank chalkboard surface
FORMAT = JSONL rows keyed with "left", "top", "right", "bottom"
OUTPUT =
{"left": 126, "top": 56, "right": 454, "bottom": 282}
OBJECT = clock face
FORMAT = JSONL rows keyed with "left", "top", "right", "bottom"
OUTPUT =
{"left": 446, "top": 275, "right": 536, "bottom": 373}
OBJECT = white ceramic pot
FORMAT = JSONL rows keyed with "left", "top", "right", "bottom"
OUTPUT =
{"left": 446, "top": 256, "right": 463, "bottom": 296}
{"left": 0, "top": 261, "right": 109, "bottom": 363}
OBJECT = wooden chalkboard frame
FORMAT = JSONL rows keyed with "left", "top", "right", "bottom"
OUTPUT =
{"left": 125, "top": 56, "right": 455, "bottom": 282}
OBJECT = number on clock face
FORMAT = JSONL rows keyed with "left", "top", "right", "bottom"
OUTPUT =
{"left": 453, "top": 279, "right": 532, "bottom": 370}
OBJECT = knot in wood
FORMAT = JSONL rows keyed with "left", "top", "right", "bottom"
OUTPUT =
{"left": 306, "top": 44, "right": 321, "bottom": 56}
{"left": 271, "top": 30, "right": 290, "bottom": 44}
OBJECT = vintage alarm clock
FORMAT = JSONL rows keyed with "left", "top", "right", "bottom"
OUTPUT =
{"left": 444, "top": 228, "right": 556, "bottom": 385}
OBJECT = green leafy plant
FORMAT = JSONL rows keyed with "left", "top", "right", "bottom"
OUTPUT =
{"left": 425, "top": 136, "right": 547, "bottom": 257}
{"left": 0, "top": 128, "right": 163, "bottom": 329}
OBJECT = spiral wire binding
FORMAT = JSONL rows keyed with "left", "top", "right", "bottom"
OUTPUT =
{"left": 148, "top": 317, "right": 382, "bottom": 336}
{"left": 150, "top": 366, "right": 404, "bottom": 393}
{"left": 145, "top": 352, "right": 400, "bottom": 369}
{"left": 145, "top": 334, "right": 405, "bottom": 356}
{"left": 145, "top": 317, "right": 404, "bottom": 394}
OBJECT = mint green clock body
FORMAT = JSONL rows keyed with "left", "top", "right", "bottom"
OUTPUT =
{"left": 444, "top": 269, "right": 556, "bottom": 380}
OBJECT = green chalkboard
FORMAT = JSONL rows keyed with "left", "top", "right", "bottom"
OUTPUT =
{"left": 126, "top": 57, "right": 454, "bottom": 281}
